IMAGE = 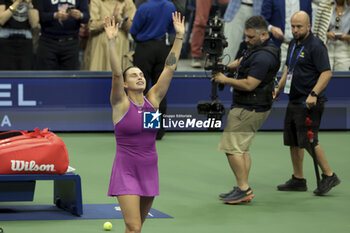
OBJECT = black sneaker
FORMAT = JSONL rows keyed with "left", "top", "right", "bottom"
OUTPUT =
{"left": 219, "top": 186, "right": 238, "bottom": 200}
{"left": 313, "top": 173, "right": 341, "bottom": 196}
{"left": 221, "top": 187, "right": 254, "bottom": 204}
{"left": 277, "top": 175, "right": 307, "bottom": 191}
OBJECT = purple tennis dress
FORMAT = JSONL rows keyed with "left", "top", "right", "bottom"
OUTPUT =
{"left": 108, "top": 97, "right": 159, "bottom": 197}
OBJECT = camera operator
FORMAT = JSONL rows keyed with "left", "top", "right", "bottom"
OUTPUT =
{"left": 211, "top": 15, "right": 280, "bottom": 204}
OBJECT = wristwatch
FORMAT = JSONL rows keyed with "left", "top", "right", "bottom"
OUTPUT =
{"left": 310, "top": 91, "right": 318, "bottom": 97}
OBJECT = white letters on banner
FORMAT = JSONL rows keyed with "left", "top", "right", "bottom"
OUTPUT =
{"left": 1, "top": 115, "right": 11, "bottom": 127}
{"left": 0, "top": 84, "right": 36, "bottom": 106}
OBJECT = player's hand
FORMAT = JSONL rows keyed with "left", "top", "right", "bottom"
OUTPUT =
{"left": 172, "top": 11, "right": 185, "bottom": 38}
{"left": 104, "top": 16, "right": 119, "bottom": 40}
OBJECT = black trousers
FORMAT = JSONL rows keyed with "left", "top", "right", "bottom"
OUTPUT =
{"left": 133, "top": 39, "right": 171, "bottom": 115}
{"left": 36, "top": 36, "right": 80, "bottom": 70}
{"left": 0, "top": 37, "right": 33, "bottom": 70}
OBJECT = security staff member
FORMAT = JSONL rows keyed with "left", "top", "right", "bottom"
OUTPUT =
{"left": 275, "top": 11, "right": 340, "bottom": 196}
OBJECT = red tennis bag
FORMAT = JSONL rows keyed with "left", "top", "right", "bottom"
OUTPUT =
{"left": 0, "top": 128, "right": 69, "bottom": 174}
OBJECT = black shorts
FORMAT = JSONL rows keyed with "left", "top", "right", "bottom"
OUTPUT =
{"left": 283, "top": 102, "right": 324, "bottom": 148}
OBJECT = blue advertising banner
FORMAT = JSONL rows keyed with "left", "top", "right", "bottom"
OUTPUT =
{"left": 0, "top": 71, "right": 349, "bottom": 131}
{"left": 0, "top": 72, "right": 112, "bottom": 131}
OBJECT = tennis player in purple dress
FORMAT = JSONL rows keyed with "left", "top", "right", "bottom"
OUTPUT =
{"left": 104, "top": 12, "right": 185, "bottom": 233}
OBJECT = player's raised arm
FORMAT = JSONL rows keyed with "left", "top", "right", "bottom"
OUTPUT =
{"left": 146, "top": 12, "right": 185, "bottom": 105}
{"left": 104, "top": 16, "right": 126, "bottom": 106}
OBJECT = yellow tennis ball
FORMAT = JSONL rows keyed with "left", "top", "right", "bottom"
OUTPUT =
{"left": 103, "top": 221, "right": 112, "bottom": 231}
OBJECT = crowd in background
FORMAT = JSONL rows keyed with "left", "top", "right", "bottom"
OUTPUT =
{"left": 0, "top": 0, "right": 349, "bottom": 72}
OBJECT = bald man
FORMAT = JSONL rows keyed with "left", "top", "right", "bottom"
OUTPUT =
{"left": 274, "top": 11, "right": 340, "bottom": 196}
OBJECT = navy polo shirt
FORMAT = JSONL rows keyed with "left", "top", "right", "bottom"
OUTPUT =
{"left": 130, "top": 0, "right": 176, "bottom": 42}
{"left": 286, "top": 32, "right": 331, "bottom": 103}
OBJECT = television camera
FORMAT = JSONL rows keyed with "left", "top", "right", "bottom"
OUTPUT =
{"left": 197, "top": 15, "right": 229, "bottom": 124}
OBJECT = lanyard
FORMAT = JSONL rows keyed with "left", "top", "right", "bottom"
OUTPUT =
{"left": 288, "top": 43, "right": 304, "bottom": 72}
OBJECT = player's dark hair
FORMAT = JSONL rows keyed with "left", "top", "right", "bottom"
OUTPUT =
{"left": 122, "top": 66, "right": 138, "bottom": 81}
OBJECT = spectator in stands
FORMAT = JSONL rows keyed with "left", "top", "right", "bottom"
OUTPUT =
{"left": 275, "top": 11, "right": 340, "bottom": 196}
{"left": 82, "top": 0, "right": 136, "bottom": 71}
{"left": 135, "top": 0, "right": 186, "bottom": 15}
{"left": 261, "top": 0, "right": 312, "bottom": 71}
{"left": 170, "top": 0, "right": 187, "bottom": 16}
{"left": 168, "top": 1, "right": 187, "bottom": 44}
{"left": 312, "top": 0, "right": 334, "bottom": 44}
{"left": 311, "top": 0, "right": 324, "bottom": 28}
{"left": 0, "top": 0, "right": 39, "bottom": 70}
{"left": 313, "top": 0, "right": 334, "bottom": 44}
{"left": 133, "top": 0, "right": 186, "bottom": 47}
{"left": 130, "top": 0, "right": 176, "bottom": 140}
{"left": 36, "top": 0, "right": 89, "bottom": 70}
{"left": 79, "top": 21, "right": 89, "bottom": 69}
{"left": 321, "top": 0, "right": 350, "bottom": 71}
{"left": 222, "top": 0, "right": 263, "bottom": 64}
{"left": 191, "top": 0, "right": 229, "bottom": 68}
{"left": 134, "top": 0, "right": 146, "bottom": 7}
